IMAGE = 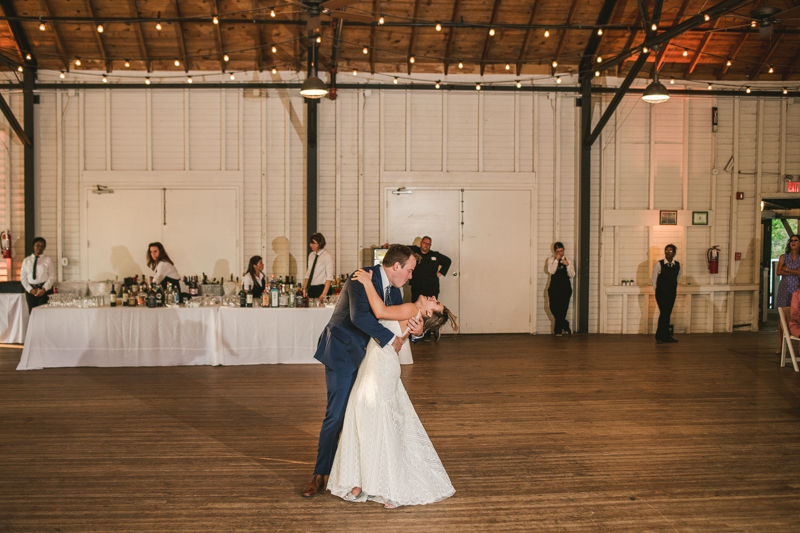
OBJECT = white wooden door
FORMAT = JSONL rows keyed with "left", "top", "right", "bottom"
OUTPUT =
{"left": 386, "top": 189, "right": 460, "bottom": 333}
{"left": 162, "top": 189, "right": 239, "bottom": 281}
{"left": 86, "top": 189, "right": 163, "bottom": 281}
{"left": 460, "top": 190, "right": 532, "bottom": 333}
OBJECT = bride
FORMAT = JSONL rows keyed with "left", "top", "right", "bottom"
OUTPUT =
{"left": 327, "top": 268, "right": 458, "bottom": 509}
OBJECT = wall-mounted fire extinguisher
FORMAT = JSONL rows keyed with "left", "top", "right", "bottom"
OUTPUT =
{"left": 0, "top": 230, "right": 11, "bottom": 259}
{"left": 707, "top": 245, "right": 720, "bottom": 274}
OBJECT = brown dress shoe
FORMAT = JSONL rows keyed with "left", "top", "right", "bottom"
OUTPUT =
{"left": 302, "top": 474, "right": 325, "bottom": 497}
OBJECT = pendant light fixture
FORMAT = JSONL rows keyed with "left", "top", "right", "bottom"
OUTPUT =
{"left": 642, "top": 66, "right": 669, "bottom": 105}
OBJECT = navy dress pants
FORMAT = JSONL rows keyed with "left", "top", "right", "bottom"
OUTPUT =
{"left": 314, "top": 365, "right": 357, "bottom": 476}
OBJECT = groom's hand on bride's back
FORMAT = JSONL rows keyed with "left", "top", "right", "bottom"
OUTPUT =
{"left": 392, "top": 336, "right": 404, "bottom": 354}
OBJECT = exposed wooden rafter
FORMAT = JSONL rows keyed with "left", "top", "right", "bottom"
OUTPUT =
{"left": 39, "top": 0, "right": 70, "bottom": 71}
{"left": 717, "top": 32, "right": 746, "bottom": 78}
{"left": 369, "top": 0, "right": 379, "bottom": 73}
{"left": 212, "top": 0, "right": 226, "bottom": 72}
{"left": 751, "top": 35, "right": 784, "bottom": 80}
{"left": 406, "top": 0, "right": 422, "bottom": 75}
{"left": 84, "top": 0, "right": 112, "bottom": 72}
{"left": 684, "top": 18, "right": 719, "bottom": 78}
{"left": 515, "top": 0, "right": 541, "bottom": 76}
{"left": 480, "top": 0, "right": 503, "bottom": 76}
{"left": 128, "top": 0, "right": 151, "bottom": 72}
{"left": 0, "top": 0, "right": 33, "bottom": 65}
{"left": 554, "top": 0, "right": 580, "bottom": 68}
{"left": 174, "top": 0, "right": 189, "bottom": 72}
{"left": 655, "top": 0, "right": 691, "bottom": 72}
{"left": 251, "top": 0, "right": 264, "bottom": 71}
{"left": 443, "top": 0, "right": 462, "bottom": 75}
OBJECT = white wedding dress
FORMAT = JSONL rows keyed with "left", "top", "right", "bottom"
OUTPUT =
{"left": 327, "top": 318, "right": 455, "bottom": 507}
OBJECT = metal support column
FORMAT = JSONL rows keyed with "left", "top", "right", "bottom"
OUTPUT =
{"left": 305, "top": 31, "right": 319, "bottom": 253}
{"left": 23, "top": 68, "right": 35, "bottom": 256}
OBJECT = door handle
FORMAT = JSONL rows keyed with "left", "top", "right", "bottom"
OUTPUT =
{"left": 452, "top": 272, "right": 458, "bottom": 276}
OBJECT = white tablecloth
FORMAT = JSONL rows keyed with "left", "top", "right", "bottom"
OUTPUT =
{"left": 0, "top": 293, "right": 28, "bottom": 344}
{"left": 17, "top": 306, "right": 220, "bottom": 370}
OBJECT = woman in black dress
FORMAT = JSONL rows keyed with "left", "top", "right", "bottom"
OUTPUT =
{"left": 547, "top": 242, "right": 575, "bottom": 336}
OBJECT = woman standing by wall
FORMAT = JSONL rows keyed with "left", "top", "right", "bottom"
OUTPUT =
{"left": 546, "top": 242, "right": 575, "bottom": 336}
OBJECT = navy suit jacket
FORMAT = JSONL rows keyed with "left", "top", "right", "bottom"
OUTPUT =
{"left": 313, "top": 265, "right": 403, "bottom": 376}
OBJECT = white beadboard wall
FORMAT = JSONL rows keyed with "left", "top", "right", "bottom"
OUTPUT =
{"left": 0, "top": 77, "right": 793, "bottom": 334}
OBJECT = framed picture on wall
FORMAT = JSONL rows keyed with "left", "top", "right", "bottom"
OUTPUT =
{"left": 692, "top": 211, "right": 709, "bottom": 225}
{"left": 659, "top": 210, "right": 678, "bottom": 225}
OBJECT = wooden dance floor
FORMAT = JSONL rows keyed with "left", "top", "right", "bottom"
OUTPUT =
{"left": 2, "top": 331, "right": 800, "bottom": 531}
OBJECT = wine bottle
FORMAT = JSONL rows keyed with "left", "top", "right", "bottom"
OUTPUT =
{"left": 155, "top": 283, "right": 163, "bottom": 307}
{"left": 121, "top": 286, "right": 129, "bottom": 307}
{"left": 110, "top": 284, "right": 117, "bottom": 307}
{"left": 296, "top": 283, "right": 304, "bottom": 308}
{"left": 239, "top": 285, "right": 247, "bottom": 307}
{"left": 147, "top": 279, "right": 156, "bottom": 308}
{"left": 246, "top": 290, "right": 253, "bottom": 308}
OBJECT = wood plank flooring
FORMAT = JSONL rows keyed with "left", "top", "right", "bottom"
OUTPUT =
{"left": 2, "top": 330, "right": 800, "bottom": 532}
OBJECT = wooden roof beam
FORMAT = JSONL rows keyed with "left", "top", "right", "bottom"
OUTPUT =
{"left": 515, "top": 0, "right": 541, "bottom": 76}
{"left": 554, "top": 0, "right": 580, "bottom": 68}
{"left": 683, "top": 18, "right": 719, "bottom": 78}
{"left": 751, "top": 34, "right": 784, "bottom": 80}
{"left": 716, "top": 32, "right": 746, "bottom": 78}
{"left": 84, "top": 0, "right": 112, "bottom": 72}
{"left": 251, "top": 0, "right": 264, "bottom": 71}
{"left": 655, "top": 0, "right": 691, "bottom": 71}
{"left": 479, "top": 0, "right": 503, "bottom": 76}
{"left": 443, "top": 0, "right": 462, "bottom": 75}
{"left": 369, "top": 0, "right": 379, "bottom": 74}
{"left": 0, "top": 0, "right": 34, "bottom": 66}
{"left": 406, "top": 0, "right": 422, "bottom": 75}
{"left": 580, "top": 0, "right": 618, "bottom": 79}
{"left": 128, "top": 0, "right": 151, "bottom": 72}
{"left": 174, "top": 0, "right": 189, "bottom": 72}
{"left": 212, "top": 0, "right": 226, "bottom": 72}
{"left": 39, "top": 0, "right": 70, "bottom": 71}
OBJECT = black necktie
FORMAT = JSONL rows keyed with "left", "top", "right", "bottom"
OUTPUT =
{"left": 384, "top": 286, "right": 392, "bottom": 306}
{"left": 32, "top": 256, "right": 38, "bottom": 282}
{"left": 307, "top": 253, "right": 319, "bottom": 285}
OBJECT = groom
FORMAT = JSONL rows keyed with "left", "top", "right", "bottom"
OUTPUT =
{"left": 302, "top": 245, "right": 424, "bottom": 497}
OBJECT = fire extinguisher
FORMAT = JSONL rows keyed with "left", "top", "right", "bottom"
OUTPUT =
{"left": 0, "top": 230, "right": 11, "bottom": 259}
{"left": 707, "top": 245, "right": 720, "bottom": 274}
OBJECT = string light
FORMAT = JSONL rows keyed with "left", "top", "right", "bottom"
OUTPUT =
{"left": 516, "top": 81, "right": 521, "bottom": 88}
{"left": 597, "top": 29, "right": 603, "bottom": 35}
{"left": 124, "top": 59, "right": 131, "bottom": 68}
{"left": 97, "top": 23, "right": 104, "bottom": 33}
{"left": 642, "top": 46, "right": 649, "bottom": 53}
{"left": 102, "top": 74, "right": 108, "bottom": 83}
{"left": 378, "top": 15, "right": 384, "bottom": 25}
{"left": 784, "top": 88, "right": 788, "bottom": 95}
{"left": 156, "top": 11, "right": 162, "bottom": 30}
{"left": 458, "top": 61, "right": 463, "bottom": 69}
{"left": 476, "top": 83, "right": 481, "bottom": 91}
{"left": 704, "top": 14, "right": 710, "bottom": 21}
{"left": 272, "top": 46, "right": 277, "bottom": 53}
{"left": 435, "top": 81, "right": 440, "bottom": 89}
{"left": 17, "top": 66, "right": 22, "bottom": 72}
{"left": 544, "top": 29, "right": 550, "bottom": 37}
{"left": 745, "top": 86, "right": 751, "bottom": 94}
{"left": 230, "top": 73, "right": 235, "bottom": 80}
{"left": 213, "top": 15, "right": 219, "bottom": 24}
{"left": 751, "top": 20, "right": 757, "bottom": 27}
{"left": 25, "top": 54, "right": 31, "bottom": 60}
{"left": 174, "top": 59, "right": 181, "bottom": 67}
{"left": 489, "top": 28, "right": 495, "bottom": 36}
{"left": 187, "top": 76, "right": 192, "bottom": 84}
{"left": 769, "top": 65, "right": 774, "bottom": 74}
{"left": 409, "top": 56, "right": 415, "bottom": 64}
{"left": 651, "top": 23, "right": 657, "bottom": 31}
{"left": 270, "top": 8, "right": 276, "bottom": 17}
{"left": 363, "top": 47, "right": 368, "bottom": 54}
{"left": 59, "top": 71, "right": 65, "bottom": 79}
{"left": 551, "top": 60, "right": 558, "bottom": 68}
{"left": 505, "top": 64, "right": 510, "bottom": 70}
{"left": 683, "top": 49, "right": 688, "bottom": 57}
{"left": 595, "top": 70, "right": 600, "bottom": 77}
{"left": 316, "top": 36, "right": 321, "bottom": 43}
{"left": 353, "top": 69, "right": 358, "bottom": 75}
{"left": 393, "top": 77, "right": 398, "bottom": 84}
{"left": 223, "top": 54, "right": 230, "bottom": 62}
{"left": 75, "top": 57, "right": 81, "bottom": 66}
{"left": 726, "top": 59, "right": 732, "bottom": 66}
{"left": 670, "top": 77, "right": 675, "bottom": 84}
{"left": 271, "top": 67, "right": 277, "bottom": 74}
{"left": 145, "top": 77, "right": 151, "bottom": 85}
{"left": 597, "top": 56, "right": 602, "bottom": 63}
{"left": 156, "top": 22, "right": 162, "bottom": 30}
{"left": 707, "top": 83, "right": 713, "bottom": 90}
{"left": 39, "top": 20, "right": 45, "bottom": 32}
{"left": 556, "top": 76, "right": 562, "bottom": 84}
{"left": 436, "top": 23, "right": 442, "bottom": 31}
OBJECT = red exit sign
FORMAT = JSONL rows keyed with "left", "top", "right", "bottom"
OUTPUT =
{"left": 788, "top": 182, "right": 800, "bottom": 193}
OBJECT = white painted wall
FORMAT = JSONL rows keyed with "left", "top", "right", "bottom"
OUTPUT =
{"left": 0, "top": 74, "right": 796, "bottom": 333}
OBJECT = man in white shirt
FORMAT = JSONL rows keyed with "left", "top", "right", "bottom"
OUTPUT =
{"left": 20, "top": 237, "right": 56, "bottom": 312}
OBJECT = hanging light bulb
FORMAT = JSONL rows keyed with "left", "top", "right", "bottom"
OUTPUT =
{"left": 704, "top": 14, "right": 710, "bottom": 22}
{"left": 224, "top": 54, "right": 230, "bottom": 62}
{"left": 642, "top": 46, "right": 649, "bottom": 53}
{"left": 102, "top": 74, "right": 108, "bottom": 83}
{"left": 489, "top": 28, "right": 495, "bottom": 36}
{"left": 784, "top": 88, "right": 788, "bottom": 95}
{"left": 97, "top": 23, "right": 104, "bottom": 33}
{"left": 597, "top": 56, "right": 602, "bottom": 63}
{"left": 726, "top": 59, "right": 732, "bottom": 66}
{"left": 595, "top": 70, "right": 600, "bottom": 77}
{"left": 39, "top": 20, "right": 46, "bottom": 32}
{"left": 642, "top": 73, "right": 669, "bottom": 104}
{"left": 60, "top": 71, "right": 65, "bottom": 79}
{"left": 751, "top": 20, "right": 757, "bottom": 28}
{"left": 556, "top": 76, "right": 562, "bottom": 84}
{"left": 393, "top": 77, "right": 398, "bottom": 84}
{"left": 551, "top": 60, "right": 558, "bottom": 68}
{"left": 270, "top": 8, "right": 276, "bottom": 17}
{"left": 363, "top": 47, "right": 368, "bottom": 54}
{"left": 436, "top": 23, "right": 442, "bottom": 31}
{"left": 683, "top": 49, "right": 688, "bottom": 57}
{"left": 651, "top": 23, "right": 657, "bottom": 31}
{"left": 769, "top": 65, "right": 774, "bottom": 74}
{"left": 670, "top": 77, "right": 675, "bottom": 84}
{"left": 316, "top": 36, "right": 321, "bottom": 43}
{"left": 272, "top": 67, "right": 277, "bottom": 74}
{"left": 707, "top": 83, "right": 713, "bottom": 90}
{"left": 75, "top": 57, "right": 81, "bottom": 66}
{"left": 25, "top": 53, "right": 31, "bottom": 60}
{"left": 230, "top": 73, "right": 235, "bottom": 80}
{"left": 213, "top": 15, "right": 219, "bottom": 24}
{"left": 156, "top": 21, "right": 162, "bottom": 30}
{"left": 187, "top": 76, "right": 192, "bottom": 84}
{"left": 174, "top": 59, "right": 181, "bottom": 67}
{"left": 272, "top": 46, "right": 277, "bottom": 53}
{"left": 124, "top": 59, "right": 131, "bottom": 68}
{"left": 745, "top": 86, "right": 751, "bottom": 94}
{"left": 544, "top": 29, "right": 550, "bottom": 37}
{"left": 353, "top": 69, "right": 358, "bottom": 75}
{"left": 409, "top": 56, "right": 415, "bottom": 64}
{"left": 435, "top": 81, "right": 440, "bottom": 89}
{"left": 516, "top": 81, "right": 521, "bottom": 88}
{"left": 458, "top": 61, "right": 463, "bottom": 69}
{"left": 17, "top": 66, "right": 22, "bottom": 72}
{"left": 145, "top": 77, "right": 151, "bottom": 85}
{"left": 597, "top": 29, "right": 603, "bottom": 35}
{"left": 476, "top": 83, "right": 481, "bottom": 91}
{"left": 505, "top": 64, "right": 510, "bottom": 70}
{"left": 378, "top": 15, "right": 384, "bottom": 25}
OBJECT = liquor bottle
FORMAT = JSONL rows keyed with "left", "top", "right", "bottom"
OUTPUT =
{"left": 132, "top": 275, "right": 139, "bottom": 296}
{"left": 296, "top": 283, "right": 304, "bottom": 308}
{"left": 155, "top": 283, "right": 163, "bottom": 307}
{"left": 189, "top": 276, "right": 199, "bottom": 297}
{"left": 239, "top": 285, "right": 247, "bottom": 307}
{"left": 109, "top": 284, "right": 117, "bottom": 307}
{"left": 246, "top": 290, "right": 253, "bottom": 308}
{"left": 202, "top": 272, "right": 208, "bottom": 284}
{"left": 279, "top": 284, "right": 288, "bottom": 307}
{"left": 147, "top": 280, "right": 156, "bottom": 308}
{"left": 288, "top": 288, "right": 295, "bottom": 308}
{"left": 164, "top": 283, "right": 174, "bottom": 307}
{"left": 262, "top": 289, "right": 269, "bottom": 308}
{"left": 137, "top": 280, "right": 146, "bottom": 307}
{"left": 270, "top": 283, "right": 280, "bottom": 308}
{"left": 129, "top": 286, "right": 137, "bottom": 307}
{"left": 121, "top": 286, "right": 129, "bottom": 307}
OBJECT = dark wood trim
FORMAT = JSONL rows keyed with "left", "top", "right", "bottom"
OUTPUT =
{"left": 212, "top": 0, "right": 226, "bottom": 72}
{"left": 407, "top": 0, "right": 422, "bottom": 75}
{"left": 129, "top": 0, "right": 151, "bottom": 72}
{"left": 369, "top": 0, "right": 379, "bottom": 74}
{"left": 443, "top": 0, "right": 462, "bottom": 75}
{"left": 39, "top": 0, "right": 70, "bottom": 71}
{"left": 174, "top": 0, "right": 189, "bottom": 72}
{"left": 480, "top": 0, "right": 503, "bottom": 76}
{"left": 84, "top": 0, "right": 112, "bottom": 72}
{"left": 515, "top": 1, "right": 541, "bottom": 76}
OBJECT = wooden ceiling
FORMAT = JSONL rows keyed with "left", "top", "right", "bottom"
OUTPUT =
{"left": 1, "top": 0, "right": 799, "bottom": 82}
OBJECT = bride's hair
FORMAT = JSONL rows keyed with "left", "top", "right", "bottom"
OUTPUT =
{"left": 423, "top": 306, "right": 459, "bottom": 335}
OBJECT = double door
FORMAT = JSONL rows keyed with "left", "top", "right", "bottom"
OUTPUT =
{"left": 386, "top": 188, "right": 532, "bottom": 334}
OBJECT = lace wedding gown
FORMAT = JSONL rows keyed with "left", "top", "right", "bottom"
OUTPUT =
{"left": 327, "top": 318, "right": 455, "bottom": 507}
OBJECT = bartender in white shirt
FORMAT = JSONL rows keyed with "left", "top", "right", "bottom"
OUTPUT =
{"left": 304, "top": 232, "right": 335, "bottom": 302}
{"left": 242, "top": 255, "right": 266, "bottom": 299}
{"left": 146, "top": 242, "right": 181, "bottom": 290}
{"left": 20, "top": 237, "right": 56, "bottom": 312}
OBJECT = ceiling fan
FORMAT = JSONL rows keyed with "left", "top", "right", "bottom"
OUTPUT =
{"left": 285, "top": 0, "right": 374, "bottom": 31}
{"left": 735, "top": 1, "right": 800, "bottom": 38}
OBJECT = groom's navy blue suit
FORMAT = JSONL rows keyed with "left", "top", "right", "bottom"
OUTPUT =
{"left": 313, "top": 265, "right": 403, "bottom": 476}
